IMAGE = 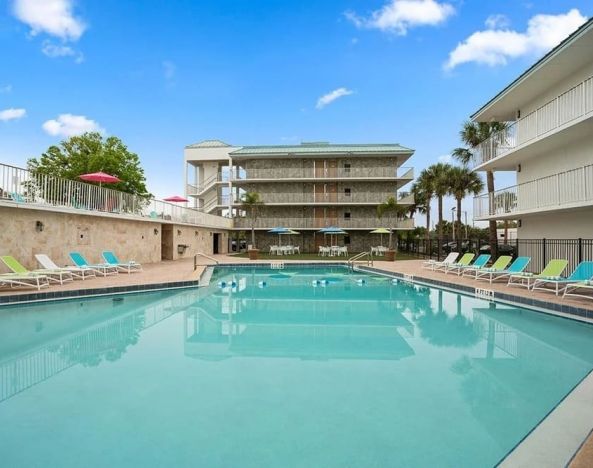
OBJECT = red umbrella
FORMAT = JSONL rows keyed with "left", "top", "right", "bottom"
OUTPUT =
{"left": 163, "top": 195, "right": 189, "bottom": 203}
{"left": 79, "top": 171, "right": 121, "bottom": 187}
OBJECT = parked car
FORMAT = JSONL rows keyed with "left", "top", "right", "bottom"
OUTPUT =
{"left": 478, "top": 243, "right": 517, "bottom": 257}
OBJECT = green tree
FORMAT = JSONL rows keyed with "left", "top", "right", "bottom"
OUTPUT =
{"left": 241, "top": 191, "right": 263, "bottom": 249}
{"left": 428, "top": 163, "right": 453, "bottom": 249}
{"left": 452, "top": 121, "right": 507, "bottom": 257}
{"left": 412, "top": 168, "right": 435, "bottom": 243}
{"left": 377, "top": 196, "right": 408, "bottom": 250}
{"left": 448, "top": 166, "right": 484, "bottom": 240}
{"left": 28, "top": 132, "right": 150, "bottom": 197}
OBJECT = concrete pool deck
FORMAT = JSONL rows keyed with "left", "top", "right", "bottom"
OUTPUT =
{"left": 2, "top": 254, "right": 593, "bottom": 466}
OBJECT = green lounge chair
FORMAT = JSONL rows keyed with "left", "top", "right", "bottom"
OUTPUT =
{"left": 508, "top": 259, "right": 568, "bottom": 290}
{"left": 464, "top": 255, "right": 512, "bottom": 279}
{"left": 422, "top": 252, "right": 459, "bottom": 271}
{"left": 475, "top": 256, "right": 530, "bottom": 284}
{"left": 69, "top": 252, "right": 119, "bottom": 276}
{"left": 447, "top": 254, "right": 490, "bottom": 276}
{"left": 438, "top": 253, "right": 474, "bottom": 273}
{"left": 35, "top": 254, "right": 96, "bottom": 280}
{"left": 0, "top": 273, "right": 50, "bottom": 291}
{"left": 1, "top": 255, "right": 73, "bottom": 285}
{"left": 532, "top": 261, "right": 593, "bottom": 296}
{"left": 102, "top": 251, "right": 142, "bottom": 274}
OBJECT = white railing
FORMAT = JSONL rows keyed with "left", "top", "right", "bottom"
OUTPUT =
{"left": 0, "top": 163, "right": 232, "bottom": 229}
{"left": 232, "top": 217, "right": 414, "bottom": 230}
{"left": 231, "top": 166, "right": 413, "bottom": 181}
{"left": 226, "top": 192, "right": 400, "bottom": 205}
{"left": 473, "top": 75, "right": 593, "bottom": 166}
{"left": 473, "top": 163, "right": 593, "bottom": 218}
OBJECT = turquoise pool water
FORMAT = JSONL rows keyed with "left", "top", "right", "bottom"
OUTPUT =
{"left": 2, "top": 265, "right": 593, "bottom": 467}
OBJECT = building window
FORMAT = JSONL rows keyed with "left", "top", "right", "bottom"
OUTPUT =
{"left": 344, "top": 236, "right": 351, "bottom": 245}
{"left": 344, "top": 212, "right": 351, "bottom": 219}
{"left": 344, "top": 188, "right": 351, "bottom": 197}
{"left": 343, "top": 163, "right": 351, "bottom": 173}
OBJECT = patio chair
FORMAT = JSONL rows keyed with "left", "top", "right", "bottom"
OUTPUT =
{"left": 446, "top": 254, "right": 490, "bottom": 276}
{"left": 35, "top": 254, "right": 96, "bottom": 280}
{"left": 1, "top": 255, "right": 73, "bottom": 285}
{"left": 475, "top": 256, "right": 530, "bottom": 284}
{"left": 508, "top": 259, "right": 568, "bottom": 290}
{"left": 532, "top": 261, "right": 593, "bottom": 296}
{"left": 69, "top": 252, "right": 119, "bottom": 276}
{"left": 436, "top": 253, "right": 474, "bottom": 273}
{"left": 463, "top": 255, "right": 512, "bottom": 279}
{"left": 102, "top": 251, "right": 143, "bottom": 274}
{"left": 563, "top": 280, "right": 593, "bottom": 300}
{"left": 422, "top": 252, "right": 458, "bottom": 271}
{"left": 270, "top": 246, "right": 279, "bottom": 255}
{"left": 0, "top": 273, "right": 50, "bottom": 291}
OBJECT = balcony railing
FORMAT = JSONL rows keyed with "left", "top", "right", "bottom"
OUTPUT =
{"left": 225, "top": 192, "right": 403, "bottom": 205}
{"left": 473, "top": 163, "right": 593, "bottom": 218}
{"left": 0, "top": 163, "right": 232, "bottom": 229}
{"left": 473, "top": 74, "right": 593, "bottom": 166}
{"left": 232, "top": 217, "right": 414, "bottom": 230}
{"left": 230, "top": 166, "right": 414, "bottom": 181}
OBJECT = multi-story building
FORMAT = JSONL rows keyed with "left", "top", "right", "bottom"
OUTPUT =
{"left": 184, "top": 140, "right": 415, "bottom": 252}
{"left": 472, "top": 18, "right": 593, "bottom": 239}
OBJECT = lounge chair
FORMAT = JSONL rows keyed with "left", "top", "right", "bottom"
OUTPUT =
{"left": 464, "top": 255, "right": 512, "bottom": 279}
{"left": 508, "top": 259, "right": 568, "bottom": 290}
{"left": 437, "top": 253, "right": 474, "bottom": 273}
{"left": 1, "top": 255, "right": 73, "bottom": 285}
{"left": 102, "top": 251, "right": 142, "bottom": 274}
{"left": 69, "top": 252, "right": 119, "bottom": 276}
{"left": 563, "top": 280, "right": 593, "bottom": 300}
{"left": 532, "top": 261, "right": 593, "bottom": 296}
{"left": 447, "top": 254, "right": 490, "bottom": 276}
{"left": 35, "top": 254, "right": 96, "bottom": 280}
{"left": 0, "top": 273, "right": 50, "bottom": 291}
{"left": 475, "top": 256, "right": 531, "bottom": 284}
{"left": 422, "top": 252, "right": 459, "bottom": 271}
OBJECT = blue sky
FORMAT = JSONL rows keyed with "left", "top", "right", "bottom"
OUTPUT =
{"left": 1, "top": 0, "right": 591, "bottom": 225}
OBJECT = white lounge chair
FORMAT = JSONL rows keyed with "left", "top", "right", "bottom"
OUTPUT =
{"left": 36, "top": 254, "right": 96, "bottom": 280}
{"left": 422, "top": 252, "right": 459, "bottom": 271}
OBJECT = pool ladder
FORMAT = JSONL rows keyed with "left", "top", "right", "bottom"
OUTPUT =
{"left": 193, "top": 252, "right": 219, "bottom": 270}
{"left": 347, "top": 251, "right": 374, "bottom": 270}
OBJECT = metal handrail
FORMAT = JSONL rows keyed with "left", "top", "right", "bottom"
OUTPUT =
{"left": 194, "top": 252, "right": 219, "bottom": 270}
{"left": 347, "top": 251, "right": 374, "bottom": 269}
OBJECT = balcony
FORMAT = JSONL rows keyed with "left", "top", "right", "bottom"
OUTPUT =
{"left": 473, "top": 74, "right": 593, "bottom": 169}
{"left": 473, "top": 163, "right": 593, "bottom": 219}
{"left": 230, "top": 166, "right": 414, "bottom": 182}
{"left": 232, "top": 217, "right": 414, "bottom": 230}
{"left": 225, "top": 191, "right": 413, "bottom": 206}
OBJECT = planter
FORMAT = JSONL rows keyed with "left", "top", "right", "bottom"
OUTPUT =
{"left": 385, "top": 250, "right": 396, "bottom": 262}
{"left": 248, "top": 249, "right": 259, "bottom": 260}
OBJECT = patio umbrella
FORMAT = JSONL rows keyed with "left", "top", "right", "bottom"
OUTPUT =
{"left": 79, "top": 171, "right": 121, "bottom": 188}
{"left": 317, "top": 226, "right": 347, "bottom": 246}
{"left": 163, "top": 195, "right": 189, "bottom": 203}
{"left": 370, "top": 228, "right": 390, "bottom": 246}
{"left": 268, "top": 227, "right": 290, "bottom": 246}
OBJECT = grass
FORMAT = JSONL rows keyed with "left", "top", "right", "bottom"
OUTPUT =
{"left": 229, "top": 252, "right": 418, "bottom": 261}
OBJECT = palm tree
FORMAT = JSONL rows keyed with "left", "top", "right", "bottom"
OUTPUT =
{"left": 412, "top": 168, "right": 435, "bottom": 243}
{"left": 377, "top": 196, "right": 408, "bottom": 250}
{"left": 429, "top": 163, "right": 453, "bottom": 250}
{"left": 448, "top": 166, "right": 484, "bottom": 240}
{"left": 452, "top": 121, "right": 507, "bottom": 257}
{"left": 240, "top": 191, "right": 263, "bottom": 249}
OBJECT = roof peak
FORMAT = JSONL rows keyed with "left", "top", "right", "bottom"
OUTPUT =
{"left": 186, "top": 139, "right": 231, "bottom": 148}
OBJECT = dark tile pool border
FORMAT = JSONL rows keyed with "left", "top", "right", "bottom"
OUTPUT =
{"left": 0, "top": 280, "right": 199, "bottom": 306}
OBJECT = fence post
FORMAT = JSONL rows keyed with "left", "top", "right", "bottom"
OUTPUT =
{"left": 542, "top": 238, "right": 547, "bottom": 268}
{"left": 578, "top": 237, "right": 583, "bottom": 264}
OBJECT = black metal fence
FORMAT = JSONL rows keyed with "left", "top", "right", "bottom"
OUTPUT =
{"left": 397, "top": 238, "right": 593, "bottom": 275}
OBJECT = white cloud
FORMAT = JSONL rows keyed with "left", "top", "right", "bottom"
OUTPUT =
{"left": 0, "top": 85, "right": 12, "bottom": 94}
{"left": 345, "top": 0, "right": 455, "bottom": 35}
{"left": 0, "top": 108, "right": 26, "bottom": 121}
{"left": 12, "top": 0, "right": 86, "bottom": 41}
{"left": 42, "top": 114, "right": 104, "bottom": 137}
{"left": 485, "top": 14, "right": 510, "bottom": 30}
{"left": 438, "top": 154, "right": 452, "bottom": 163}
{"left": 41, "top": 40, "right": 84, "bottom": 63}
{"left": 445, "top": 9, "right": 587, "bottom": 70}
{"left": 316, "top": 87, "right": 354, "bottom": 109}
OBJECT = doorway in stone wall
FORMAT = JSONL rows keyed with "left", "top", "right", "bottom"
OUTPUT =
{"left": 161, "top": 224, "right": 174, "bottom": 260}
{"left": 213, "top": 233, "right": 220, "bottom": 254}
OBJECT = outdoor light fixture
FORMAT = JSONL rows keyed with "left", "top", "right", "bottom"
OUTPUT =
{"left": 154, "top": 228, "right": 159, "bottom": 235}
{"left": 35, "top": 221, "right": 44, "bottom": 232}
{"left": 177, "top": 229, "right": 182, "bottom": 236}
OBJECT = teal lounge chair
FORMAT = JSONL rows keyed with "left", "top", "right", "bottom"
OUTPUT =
{"left": 532, "top": 261, "right": 593, "bottom": 296}
{"left": 69, "top": 252, "right": 119, "bottom": 276}
{"left": 102, "top": 251, "right": 142, "bottom": 274}
{"left": 508, "top": 259, "right": 568, "bottom": 290}
{"left": 475, "top": 256, "right": 530, "bottom": 284}
{"left": 447, "top": 254, "right": 490, "bottom": 276}
{"left": 463, "top": 255, "right": 512, "bottom": 279}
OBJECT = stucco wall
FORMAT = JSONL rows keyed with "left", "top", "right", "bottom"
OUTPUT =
{"left": 517, "top": 208, "right": 593, "bottom": 239}
{"left": 0, "top": 205, "right": 230, "bottom": 271}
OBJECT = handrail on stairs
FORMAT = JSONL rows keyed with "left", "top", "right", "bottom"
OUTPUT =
{"left": 194, "top": 252, "right": 219, "bottom": 270}
{"left": 347, "top": 251, "right": 373, "bottom": 269}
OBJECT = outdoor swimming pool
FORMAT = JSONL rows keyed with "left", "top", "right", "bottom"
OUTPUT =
{"left": 1, "top": 265, "right": 593, "bottom": 467}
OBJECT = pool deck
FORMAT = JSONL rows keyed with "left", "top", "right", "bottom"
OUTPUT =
{"left": 2, "top": 254, "right": 593, "bottom": 466}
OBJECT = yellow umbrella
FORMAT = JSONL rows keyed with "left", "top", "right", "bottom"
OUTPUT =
{"left": 370, "top": 228, "right": 390, "bottom": 246}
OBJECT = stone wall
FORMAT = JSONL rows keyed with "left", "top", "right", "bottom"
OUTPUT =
{"left": 0, "top": 205, "right": 229, "bottom": 271}
{"left": 252, "top": 230, "right": 387, "bottom": 254}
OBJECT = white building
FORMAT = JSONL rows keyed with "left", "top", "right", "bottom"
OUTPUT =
{"left": 472, "top": 18, "right": 593, "bottom": 239}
